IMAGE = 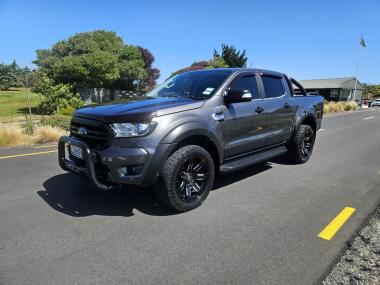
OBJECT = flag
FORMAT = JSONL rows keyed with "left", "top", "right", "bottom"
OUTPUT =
{"left": 360, "top": 36, "right": 367, "bottom": 47}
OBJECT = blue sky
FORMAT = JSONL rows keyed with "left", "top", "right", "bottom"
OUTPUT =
{"left": 0, "top": 0, "right": 379, "bottom": 83}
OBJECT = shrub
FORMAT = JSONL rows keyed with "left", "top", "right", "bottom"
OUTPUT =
{"left": 344, "top": 101, "right": 356, "bottom": 111}
{"left": 0, "top": 126, "right": 30, "bottom": 147}
{"left": 40, "top": 115, "right": 71, "bottom": 131}
{"left": 323, "top": 101, "right": 357, "bottom": 113}
{"left": 21, "top": 120, "right": 37, "bottom": 135}
{"left": 33, "top": 126, "right": 66, "bottom": 144}
{"left": 57, "top": 105, "right": 76, "bottom": 116}
{"left": 39, "top": 83, "right": 83, "bottom": 115}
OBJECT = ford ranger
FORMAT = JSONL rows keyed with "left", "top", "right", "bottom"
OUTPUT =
{"left": 58, "top": 68, "right": 323, "bottom": 212}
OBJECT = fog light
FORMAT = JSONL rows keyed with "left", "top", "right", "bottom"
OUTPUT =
{"left": 117, "top": 166, "right": 143, "bottom": 177}
{"left": 118, "top": 167, "right": 128, "bottom": 176}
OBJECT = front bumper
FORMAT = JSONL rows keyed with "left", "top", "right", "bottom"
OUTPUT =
{"left": 58, "top": 136, "right": 155, "bottom": 190}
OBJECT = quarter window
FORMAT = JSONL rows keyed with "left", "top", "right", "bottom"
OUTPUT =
{"left": 262, "top": 76, "right": 284, "bottom": 98}
{"left": 229, "top": 76, "right": 259, "bottom": 99}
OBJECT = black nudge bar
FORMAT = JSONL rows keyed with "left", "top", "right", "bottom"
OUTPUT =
{"left": 58, "top": 136, "right": 114, "bottom": 191}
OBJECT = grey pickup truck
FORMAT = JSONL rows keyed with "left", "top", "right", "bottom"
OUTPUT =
{"left": 58, "top": 68, "right": 323, "bottom": 212}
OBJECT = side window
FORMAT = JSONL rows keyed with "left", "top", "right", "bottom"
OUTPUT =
{"left": 229, "top": 76, "right": 259, "bottom": 99}
{"left": 262, "top": 76, "right": 284, "bottom": 98}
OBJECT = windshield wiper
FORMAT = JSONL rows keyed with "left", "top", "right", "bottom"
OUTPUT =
{"left": 183, "top": 96, "right": 206, "bottom": 100}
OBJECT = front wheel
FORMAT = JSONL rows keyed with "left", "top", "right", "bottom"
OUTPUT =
{"left": 154, "top": 145, "right": 215, "bottom": 212}
{"left": 287, "top": 125, "right": 315, "bottom": 164}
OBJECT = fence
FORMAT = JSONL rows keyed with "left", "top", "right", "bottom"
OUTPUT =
{"left": 77, "top": 88, "right": 145, "bottom": 104}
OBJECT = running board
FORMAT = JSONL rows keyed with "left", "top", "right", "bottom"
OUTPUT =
{"left": 220, "top": 146, "right": 287, "bottom": 173}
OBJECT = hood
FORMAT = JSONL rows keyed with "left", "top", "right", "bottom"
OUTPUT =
{"left": 74, "top": 97, "right": 205, "bottom": 122}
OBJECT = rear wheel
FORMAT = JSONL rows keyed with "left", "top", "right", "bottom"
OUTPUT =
{"left": 154, "top": 145, "right": 215, "bottom": 212}
{"left": 287, "top": 125, "right": 315, "bottom": 164}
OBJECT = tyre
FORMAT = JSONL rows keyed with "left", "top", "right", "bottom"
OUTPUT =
{"left": 154, "top": 145, "right": 215, "bottom": 212}
{"left": 287, "top": 125, "right": 315, "bottom": 164}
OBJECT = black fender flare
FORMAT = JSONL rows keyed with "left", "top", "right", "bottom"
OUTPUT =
{"left": 293, "top": 106, "right": 318, "bottom": 136}
{"left": 160, "top": 121, "right": 223, "bottom": 163}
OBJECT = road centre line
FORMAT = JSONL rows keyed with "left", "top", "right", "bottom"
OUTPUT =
{"left": 33, "top": 145, "right": 57, "bottom": 149}
{"left": 318, "top": 129, "right": 326, "bottom": 132}
{"left": 318, "top": 207, "right": 356, "bottom": 241}
{"left": 363, "top": 116, "right": 375, "bottom": 120}
{"left": 0, "top": 150, "right": 57, "bottom": 160}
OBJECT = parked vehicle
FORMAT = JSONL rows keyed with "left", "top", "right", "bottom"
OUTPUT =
{"left": 58, "top": 68, "right": 323, "bottom": 212}
{"left": 373, "top": 98, "right": 380, "bottom": 107}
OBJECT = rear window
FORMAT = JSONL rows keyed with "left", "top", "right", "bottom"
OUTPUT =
{"left": 262, "top": 76, "right": 284, "bottom": 98}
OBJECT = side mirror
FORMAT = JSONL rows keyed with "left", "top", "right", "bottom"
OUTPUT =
{"left": 224, "top": 89, "right": 252, "bottom": 104}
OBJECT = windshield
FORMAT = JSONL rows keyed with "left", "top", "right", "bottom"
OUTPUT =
{"left": 146, "top": 70, "right": 232, "bottom": 99}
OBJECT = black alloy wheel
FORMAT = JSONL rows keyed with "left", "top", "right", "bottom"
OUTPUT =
{"left": 175, "top": 156, "right": 210, "bottom": 203}
{"left": 155, "top": 145, "right": 215, "bottom": 212}
{"left": 300, "top": 127, "right": 314, "bottom": 160}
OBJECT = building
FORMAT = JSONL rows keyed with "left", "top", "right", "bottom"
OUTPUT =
{"left": 298, "top": 77, "right": 363, "bottom": 102}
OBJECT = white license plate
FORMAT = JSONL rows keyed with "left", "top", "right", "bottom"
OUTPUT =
{"left": 70, "top": 145, "right": 83, "bottom": 159}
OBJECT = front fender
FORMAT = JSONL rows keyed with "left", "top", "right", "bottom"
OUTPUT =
{"left": 161, "top": 121, "right": 223, "bottom": 162}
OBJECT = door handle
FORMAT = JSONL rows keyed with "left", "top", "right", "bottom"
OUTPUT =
{"left": 284, "top": 103, "right": 291, "bottom": 109}
{"left": 255, "top": 107, "right": 264, "bottom": 113}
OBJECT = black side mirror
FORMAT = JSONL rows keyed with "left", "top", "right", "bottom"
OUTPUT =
{"left": 224, "top": 89, "right": 252, "bottom": 104}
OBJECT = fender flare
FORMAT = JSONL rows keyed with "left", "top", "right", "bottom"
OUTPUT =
{"left": 161, "top": 121, "right": 223, "bottom": 163}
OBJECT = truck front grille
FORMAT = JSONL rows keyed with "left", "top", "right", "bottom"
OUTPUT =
{"left": 70, "top": 117, "right": 111, "bottom": 149}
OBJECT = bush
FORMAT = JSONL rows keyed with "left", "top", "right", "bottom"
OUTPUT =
{"left": 0, "top": 126, "right": 30, "bottom": 147}
{"left": 324, "top": 101, "right": 357, "bottom": 113}
{"left": 33, "top": 126, "right": 66, "bottom": 144}
{"left": 21, "top": 120, "right": 37, "bottom": 135}
{"left": 39, "top": 83, "right": 83, "bottom": 115}
{"left": 40, "top": 115, "right": 71, "bottom": 131}
{"left": 344, "top": 101, "right": 357, "bottom": 111}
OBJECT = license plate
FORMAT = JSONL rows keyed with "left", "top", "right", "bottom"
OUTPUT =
{"left": 70, "top": 145, "right": 83, "bottom": 159}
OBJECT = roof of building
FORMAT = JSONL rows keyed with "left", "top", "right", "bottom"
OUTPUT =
{"left": 299, "top": 77, "right": 362, "bottom": 89}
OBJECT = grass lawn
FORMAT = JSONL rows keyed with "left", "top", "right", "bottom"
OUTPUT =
{"left": 0, "top": 88, "right": 41, "bottom": 121}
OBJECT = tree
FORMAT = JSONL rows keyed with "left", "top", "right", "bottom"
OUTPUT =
{"left": 362, "top": 83, "right": 380, "bottom": 98}
{"left": 34, "top": 30, "right": 159, "bottom": 90}
{"left": 170, "top": 57, "right": 228, "bottom": 77}
{"left": 139, "top": 47, "right": 160, "bottom": 90}
{"left": 0, "top": 61, "right": 27, "bottom": 90}
{"left": 213, "top": 44, "right": 248, "bottom": 68}
{"left": 29, "top": 70, "right": 82, "bottom": 115}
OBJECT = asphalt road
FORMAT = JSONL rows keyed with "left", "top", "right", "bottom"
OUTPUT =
{"left": 1, "top": 109, "right": 380, "bottom": 285}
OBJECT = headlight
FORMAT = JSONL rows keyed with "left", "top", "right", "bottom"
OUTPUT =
{"left": 110, "top": 122, "right": 154, "bottom": 138}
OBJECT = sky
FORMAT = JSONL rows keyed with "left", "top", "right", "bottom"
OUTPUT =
{"left": 0, "top": 0, "right": 379, "bottom": 83}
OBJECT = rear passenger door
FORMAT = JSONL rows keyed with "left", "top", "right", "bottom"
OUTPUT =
{"left": 257, "top": 74, "right": 294, "bottom": 146}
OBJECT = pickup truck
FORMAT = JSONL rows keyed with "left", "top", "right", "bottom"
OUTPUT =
{"left": 58, "top": 68, "right": 323, "bottom": 212}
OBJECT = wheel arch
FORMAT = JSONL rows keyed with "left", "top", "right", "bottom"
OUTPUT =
{"left": 169, "top": 134, "right": 221, "bottom": 174}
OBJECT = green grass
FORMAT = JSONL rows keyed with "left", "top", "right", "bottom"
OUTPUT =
{"left": 0, "top": 88, "right": 41, "bottom": 121}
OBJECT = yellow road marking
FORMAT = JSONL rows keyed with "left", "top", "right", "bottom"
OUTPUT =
{"left": 0, "top": 150, "right": 57, "bottom": 160}
{"left": 318, "top": 207, "right": 356, "bottom": 241}
{"left": 33, "top": 145, "right": 57, "bottom": 149}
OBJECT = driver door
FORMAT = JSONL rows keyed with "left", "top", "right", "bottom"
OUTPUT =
{"left": 221, "top": 73, "right": 265, "bottom": 158}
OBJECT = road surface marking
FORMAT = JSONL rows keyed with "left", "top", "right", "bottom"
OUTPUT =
{"left": 318, "top": 129, "right": 326, "bottom": 132}
{"left": 318, "top": 207, "right": 356, "bottom": 241}
{"left": 0, "top": 150, "right": 57, "bottom": 160}
{"left": 363, "top": 116, "right": 375, "bottom": 120}
{"left": 324, "top": 109, "right": 377, "bottom": 118}
{"left": 33, "top": 145, "right": 57, "bottom": 149}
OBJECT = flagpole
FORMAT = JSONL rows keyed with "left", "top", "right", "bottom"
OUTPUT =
{"left": 352, "top": 36, "right": 362, "bottom": 102}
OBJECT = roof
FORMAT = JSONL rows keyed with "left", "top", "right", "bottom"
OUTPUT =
{"left": 184, "top": 68, "right": 285, "bottom": 78}
{"left": 299, "top": 77, "right": 363, "bottom": 90}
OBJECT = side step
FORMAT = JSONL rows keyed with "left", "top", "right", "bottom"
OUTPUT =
{"left": 220, "top": 146, "right": 287, "bottom": 173}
